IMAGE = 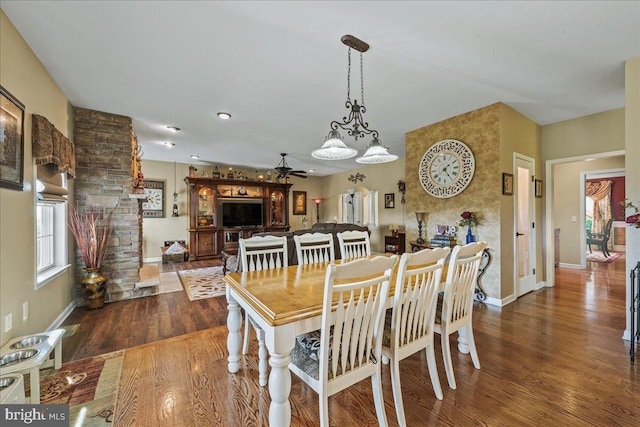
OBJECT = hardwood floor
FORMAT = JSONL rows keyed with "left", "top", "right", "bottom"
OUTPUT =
{"left": 60, "top": 256, "right": 639, "bottom": 426}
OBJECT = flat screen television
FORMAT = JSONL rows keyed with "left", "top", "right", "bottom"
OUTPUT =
{"left": 220, "top": 199, "right": 263, "bottom": 227}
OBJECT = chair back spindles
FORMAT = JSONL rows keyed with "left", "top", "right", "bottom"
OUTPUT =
{"left": 294, "top": 233, "right": 335, "bottom": 265}
{"left": 337, "top": 230, "right": 371, "bottom": 260}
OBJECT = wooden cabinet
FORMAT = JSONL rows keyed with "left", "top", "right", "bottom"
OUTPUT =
{"left": 384, "top": 232, "right": 406, "bottom": 254}
{"left": 185, "top": 177, "right": 292, "bottom": 260}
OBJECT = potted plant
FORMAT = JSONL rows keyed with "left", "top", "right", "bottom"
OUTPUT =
{"left": 69, "top": 204, "right": 115, "bottom": 309}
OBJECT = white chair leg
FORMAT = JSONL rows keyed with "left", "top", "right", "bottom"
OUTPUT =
{"left": 242, "top": 315, "right": 250, "bottom": 355}
{"left": 389, "top": 357, "right": 406, "bottom": 426}
{"left": 465, "top": 324, "right": 481, "bottom": 369}
{"left": 257, "top": 328, "right": 268, "bottom": 386}
{"left": 441, "top": 331, "right": 457, "bottom": 389}
{"left": 382, "top": 354, "right": 389, "bottom": 364}
{"left": 426, "top": 344, "right": 443, "bottom": 400}
{"left": 371, "top": 369, "right": 389, "bottom": 427}
{"left": 319, "top": 390, "right": 329, "bottom": 427}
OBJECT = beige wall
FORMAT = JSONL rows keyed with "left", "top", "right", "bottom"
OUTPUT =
{"left": 405, "top": 103, "right": 541, "bottom": 302}
{"left": 542, "top": 108, "right": 625, "bottom": 160}
{"left": 553, "top": 156, "right": 625, "bottom": 265}
{"left": 625, "top": 56, "right": 640, "bottom": 338}
{"left": 0, "top": 10, "right": 74, "bottom": 345}
{"left": 317, "top": 160, "right": 406, "bottom": 252}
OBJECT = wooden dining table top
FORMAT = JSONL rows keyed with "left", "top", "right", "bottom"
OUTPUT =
{"left": 223, "top": 254, "right": 448, "bottom": 328}
{"left": 224, "top": 260, "right": 347, "bottom": 327}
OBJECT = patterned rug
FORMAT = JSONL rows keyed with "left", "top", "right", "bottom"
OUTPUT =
{"left": 178, "top": 266, "right": 227, "bottom": 301}
{"left": 28, "top": 350, "right": 124, "bottom": 426}
{"left": 586, "top": 251, "right": 623, "bottom": 263}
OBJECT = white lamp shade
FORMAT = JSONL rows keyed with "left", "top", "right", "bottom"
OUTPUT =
{"left": 355, "top": 138, "right": 398, "bottom": 164}
{"left": 312, "top": 130, "right": 357, "bottom": 160}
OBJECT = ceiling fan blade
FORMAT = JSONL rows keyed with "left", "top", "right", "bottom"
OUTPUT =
{"left": 289, "top": 170, "right": 306, "bottom": 174}
{"left": 290, "top": 172, "right": 308, "bottom": 178}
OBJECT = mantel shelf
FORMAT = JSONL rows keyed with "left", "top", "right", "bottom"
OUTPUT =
{"left": 128, "top": 194, "right": 148, "bottom": 199}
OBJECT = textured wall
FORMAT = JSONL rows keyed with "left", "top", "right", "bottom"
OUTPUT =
{"left": 406, "top": 103, "right": 502, "bottom": 299}
{"left": 74, "top": 108, "right": 142, "bottom": 303}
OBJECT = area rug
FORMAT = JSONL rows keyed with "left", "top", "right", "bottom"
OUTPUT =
{"left": 178, "top": 266, "right": 227, "bottom": 301}
{"left": 27, "top": 350, "right": 124, "bottom": 426}
{"left": 586, "top": 251, "right": 623, "bottom": 263}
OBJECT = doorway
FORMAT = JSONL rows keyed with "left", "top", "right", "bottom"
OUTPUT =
{"left": 514, "top": 155, "right": 536, "bottom": 297}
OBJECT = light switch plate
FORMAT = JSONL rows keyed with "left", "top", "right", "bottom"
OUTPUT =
{"left": 4, "top": 313, "right": 12, "bottom": 332}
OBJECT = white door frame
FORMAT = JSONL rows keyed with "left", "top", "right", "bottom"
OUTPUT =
{"left": 580, "top": 169, "right": 625, "bottom": 268}
{"left": 513, "top": 153, "right": 536, "bottom": 297}
{"left": 543, "top": 150, "right": 625, "bottom": 288}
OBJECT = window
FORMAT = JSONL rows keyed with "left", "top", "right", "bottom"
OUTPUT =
{"left": 35, "top": 166, "right": 70, "bottom": 288}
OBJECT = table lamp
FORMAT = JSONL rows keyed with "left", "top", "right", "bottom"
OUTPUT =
{"left": 416, "top": 211, "right": 426, "bottom": 244}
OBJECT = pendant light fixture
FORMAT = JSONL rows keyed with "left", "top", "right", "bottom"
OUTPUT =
{"left": 312, "top": 35, "right": 397, "bottom": 164}
{"left": 172, "top": 162, "right": 179, "bottom": 217}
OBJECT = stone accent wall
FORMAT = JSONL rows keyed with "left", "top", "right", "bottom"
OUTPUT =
{"left": 73, "top": 107, "right": 142, "bottom": 304}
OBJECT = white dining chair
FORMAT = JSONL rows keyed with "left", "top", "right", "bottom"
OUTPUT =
{"left": 289, "top": 255, "right": 399, "bottom": 427}
{"left": 382, "top": 247, "right": 450, "bottom": 426}
{"left": 293, "top": 232, "right": 335, "bottom": 265}
{"left": 238, "top": 235, "right": 288, "bottom": 386}
{"left": 434, "top": 241, "right": 487, "bottom": 389}
{"left": 337, "top": 230, "right": 371, "bottom": 260}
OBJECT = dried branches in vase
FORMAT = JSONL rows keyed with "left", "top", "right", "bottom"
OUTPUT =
{"left": 69, "top": 204, "right": 115, "bottom": 309}
{"left": 68, "top": 204, "right": 115, "bottom": 269}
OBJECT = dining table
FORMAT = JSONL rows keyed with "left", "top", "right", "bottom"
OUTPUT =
{"left": 223, "top": 254, "right": 472, "bottom": 426}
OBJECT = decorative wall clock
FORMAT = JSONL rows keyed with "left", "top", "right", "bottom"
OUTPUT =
{"left": 143, "top": 180, "right": 165, "bottom": 218}
{"left": 418, "top": 139, "right": 475, "bottom": 198}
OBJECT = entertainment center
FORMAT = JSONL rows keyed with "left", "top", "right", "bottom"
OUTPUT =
{"left": 185, "top": 176, "right": 292, "bottom": 260}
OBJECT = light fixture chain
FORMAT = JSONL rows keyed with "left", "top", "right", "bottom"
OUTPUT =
{"left": 346, "top": 47, "right": 352, "bottom": 102}
{"left": 360, "top": 52, "right": 365, "bottom": 107}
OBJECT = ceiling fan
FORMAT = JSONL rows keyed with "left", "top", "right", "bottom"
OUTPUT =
{"left": 274, "top": 153, "right": 307, "bottom": 179}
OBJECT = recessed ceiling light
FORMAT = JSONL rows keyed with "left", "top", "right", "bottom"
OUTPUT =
{"left": 164, "top": 142, "right": 175, "bottom": 147}
{"left": 191, "top": 155, "right": 200, "bottom": 159}
{"left": 167, "top": 126, "right": 181, "bottom": 132}
{"left": 217, "top": 112, "right": 232, "bottom": 120}
{"left": 308, "top": 169, "right": 315, "bottom": 173}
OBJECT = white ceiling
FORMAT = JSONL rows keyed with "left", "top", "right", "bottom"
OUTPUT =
{"left": 3, "top": 1, "right": 639, "bottom": 176}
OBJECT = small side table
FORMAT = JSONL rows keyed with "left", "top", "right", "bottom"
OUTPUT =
{"left": 0, "top": 328, "right": 65, "bottom": 404}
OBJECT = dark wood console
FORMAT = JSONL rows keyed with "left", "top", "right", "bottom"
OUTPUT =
{"left": 185, "top": 177, "right": 292, "bottom": 260}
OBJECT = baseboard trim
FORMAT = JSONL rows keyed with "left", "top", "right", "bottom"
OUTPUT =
{"left": 483, "top": 296, "right": 503, "bottom": 307}
{"left": 47, "top": 301, "right": 76, "bottom": 331}
{"left": 143, "top": 257, "right": 162, "bottom": 264}
{"left": 559, "top": 262, "right": 581, "bottom": 269}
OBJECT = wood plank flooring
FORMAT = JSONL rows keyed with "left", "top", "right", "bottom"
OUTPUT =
{"left": 60, "top": 256, "right": 639, "bottom": 426}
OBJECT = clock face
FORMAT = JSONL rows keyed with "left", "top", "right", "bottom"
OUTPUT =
{"left": 143, "top": 189, "right": 163, "bottom": 210}
{"left": 419, "top": 139, "right": 475, "bottom": 198}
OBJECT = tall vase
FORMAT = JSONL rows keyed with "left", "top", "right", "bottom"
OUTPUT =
{"left": 466, "top": 226, "right": 475, "bottom": 244}
{"left": 81, "top": 268, "right": 107, "bottom": 309}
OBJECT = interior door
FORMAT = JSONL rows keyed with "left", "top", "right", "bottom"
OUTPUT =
{"left": 515, "top": 156, "right": 536, "bottom": 296}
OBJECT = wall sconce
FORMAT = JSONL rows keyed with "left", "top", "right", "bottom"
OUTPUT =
{"left": 415, "top": 211, "right": 426, "bottom": 244}
{"left": 313, "top": 198, "right": 322, "bottom": 223}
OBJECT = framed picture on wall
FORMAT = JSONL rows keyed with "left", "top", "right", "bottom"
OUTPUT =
{"left": 502, "top": 173, "right": 513, "bottom": 196}
{"left": 535, "top": 179, "right": 543, "bottom": 198}
{"left": 384, "top": 193, "right": 395, "bottom": 209}
{"left": 0, "top": 85, "right": 25, "bottom": 191}
{"left": 143, "top": 180, "right": 165, "bottom": 218}
{"left": 293, "top": 190, "right": 307, "bottom": 215}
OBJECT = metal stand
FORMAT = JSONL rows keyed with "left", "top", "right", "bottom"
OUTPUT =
{"left": 474, "top": 249, "right": 491, "bottom": 302}
{"left": 631, "top": 261, "right": 640, "bottom": 364}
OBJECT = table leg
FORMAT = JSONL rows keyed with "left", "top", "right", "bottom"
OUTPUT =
{"left": 227, "top": 298, "right": 242, "bottom": 373}
{"left": 29, "top": 366, "right": 40, "bottom": 404}
{"left": 268, "top": 352, "right": 292, "bottom": 427}
{"left": 457, "top": 328, "right": 470, "bottom": 354}
{"left": 54, "top": 340, "right": 62, "bottom": 369}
